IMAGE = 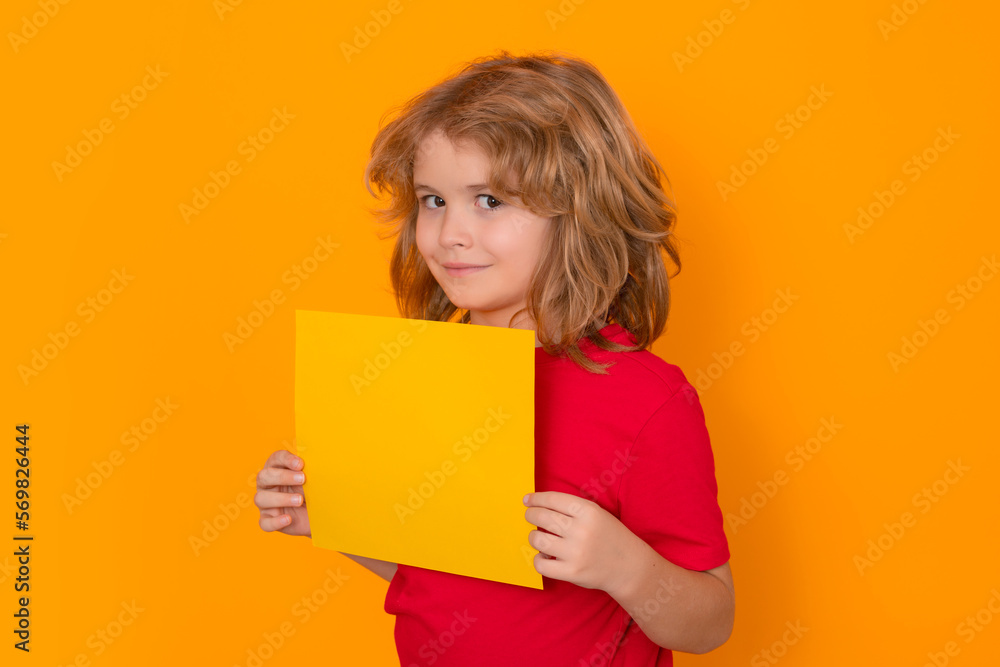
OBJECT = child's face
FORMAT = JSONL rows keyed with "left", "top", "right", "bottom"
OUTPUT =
{"left": 413, "top": 128, "right": 552, "bottom": 330}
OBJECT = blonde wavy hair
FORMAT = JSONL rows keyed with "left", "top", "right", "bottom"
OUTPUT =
{"left": 364, "top": 49, "right": 683, "bottom": 374}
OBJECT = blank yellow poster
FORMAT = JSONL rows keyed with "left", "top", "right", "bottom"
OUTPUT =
{"left": 294, "top": 309, "right": 542, "bottom": 589}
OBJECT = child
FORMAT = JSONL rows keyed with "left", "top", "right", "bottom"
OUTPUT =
{"left": 255, "top": 49, "right": 733, "bottom": 666}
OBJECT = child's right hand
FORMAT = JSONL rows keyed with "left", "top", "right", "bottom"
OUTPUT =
{"left": 254, "top": 449, "right": 311, "bottom": 537}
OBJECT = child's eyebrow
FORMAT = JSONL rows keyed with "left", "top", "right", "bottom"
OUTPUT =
{"left": 413, "top": 183, "right": 490, "bottom": 193}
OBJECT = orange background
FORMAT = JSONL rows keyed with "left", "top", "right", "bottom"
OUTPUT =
{"left": 3, "top": 0, "right": 998, "bottom": 665}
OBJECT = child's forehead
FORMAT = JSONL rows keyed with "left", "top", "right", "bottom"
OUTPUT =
{"left": 415, "top": 128, "right": 484, "bottom": 156}
{"left": 412, "top": 133, "right": 495, "bottom": 176}
{"left": 412, "top": 128, "right": 528, "bottom": 195}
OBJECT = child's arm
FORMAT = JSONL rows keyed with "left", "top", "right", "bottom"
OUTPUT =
{"left": 604, "top": 543, "right": 734, "bottom": 653}
{"left": 339, "top": 552, "right": 398, "bottom": 583}
{"left": 523, "top": 491, "right": 733, "bottom": 653}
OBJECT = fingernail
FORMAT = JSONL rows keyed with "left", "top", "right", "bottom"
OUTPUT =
{"left": 523, "top": 494, "right": 529, "bottom": 505}
{"left": 292, "top": 495, "right": 301, "bottom": 505}
{"left": 293, "top": 458, "right": 303, "bottom": 469}
{"left": 293, "top": 473, "right": 305, "bottom": 483}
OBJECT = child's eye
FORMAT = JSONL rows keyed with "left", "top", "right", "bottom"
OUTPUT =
{"left": 476, "top": 194, "right": 504, "bottom": 212}
{"left": 419, "top": 194, "right": 504, "bottom": 212}
{"left": 420, "top": 195, "right": 445, "bottom": 209}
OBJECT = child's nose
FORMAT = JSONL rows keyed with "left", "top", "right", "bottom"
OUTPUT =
{"left": 439, "top": 207, "right": 474, "bottom": 246}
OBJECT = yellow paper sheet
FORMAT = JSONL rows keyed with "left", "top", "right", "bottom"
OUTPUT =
{"left": 294, "top": 310, "right": 542, "bottom": 589}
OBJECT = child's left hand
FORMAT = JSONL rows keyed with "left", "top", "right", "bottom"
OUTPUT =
{"left": 523, "top": 491, "right": 643, "bottom": 595}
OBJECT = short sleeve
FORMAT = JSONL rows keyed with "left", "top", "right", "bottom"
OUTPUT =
{"left": 616, "top": 383, "right": 730, "bottom": 572}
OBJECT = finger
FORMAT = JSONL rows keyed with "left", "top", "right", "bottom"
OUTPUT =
{"left": 533, "top": 552, "right": 559, "bottom": 579}
{"left": 264, "top": 449, "right": 304, "bottom": 472}
{"left": 260, "top": 513, "right": 293, "bottom": 532}
{"left": 524, "top": 491, "right": 583, "bottom": 516}
{"left": 253, "top": 488, "right": 304, "bottom": 510}
{"left": 525, "top": 507, "right": 570, "bottom": 537}
{"left": 529, "top": 528, "right": 564, "bottom": 559}
{"left": 264, "top": 449, "right": 287, "bottom": 468}
{"left": 281, "top": 449, "right": 304, "bottom": 471}
{"left": 257, "top": 465, "right": 305, "bottom": 489}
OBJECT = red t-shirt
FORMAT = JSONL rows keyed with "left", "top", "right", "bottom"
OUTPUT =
{"left": 384, "top": 322, "right": 730, "bottom": 666}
